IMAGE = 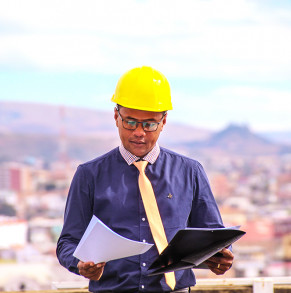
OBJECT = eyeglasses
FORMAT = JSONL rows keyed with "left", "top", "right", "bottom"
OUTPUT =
{"left": 117, "top": 109, "right": 165, "bottom": 132}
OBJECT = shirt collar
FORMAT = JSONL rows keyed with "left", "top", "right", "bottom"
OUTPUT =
{"left": 119, "top": 143, "right": 160, "bottom": 165}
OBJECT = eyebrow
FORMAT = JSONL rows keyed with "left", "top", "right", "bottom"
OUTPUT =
{"left": 125, "top": 116, "right": 159, "bottom": 122}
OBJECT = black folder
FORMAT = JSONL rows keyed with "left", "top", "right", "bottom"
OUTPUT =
{"left": 147, "top": 226, "right": 245, "bottom": 276}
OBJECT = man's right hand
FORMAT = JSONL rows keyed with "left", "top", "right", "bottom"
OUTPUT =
{"left": 77, "top": 261, "right": 106, "bottom": 281}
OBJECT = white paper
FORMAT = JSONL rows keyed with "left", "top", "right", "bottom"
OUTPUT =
{"left": 73, "top": 215, "right": 153, "bottom": 264}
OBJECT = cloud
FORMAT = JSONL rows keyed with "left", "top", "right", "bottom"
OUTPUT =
{"left": 171, "top": 86, "right": 291, "bottom": 131}
{"left": 0, "top": 0, "right": 290, "bottom": 80}
{"left": 0, "top": 0, "right": 290, "bottom": 131}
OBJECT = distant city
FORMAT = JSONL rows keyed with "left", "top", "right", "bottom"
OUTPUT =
{"left": 0, "top": 101, "right": 291, "bottom": 291}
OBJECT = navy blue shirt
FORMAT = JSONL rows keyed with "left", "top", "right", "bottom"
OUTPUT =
{"left": 57, "top": 147, "right": 224, "bottom": 292}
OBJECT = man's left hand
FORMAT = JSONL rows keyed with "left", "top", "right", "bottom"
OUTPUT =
{"left": 204, "top": 248, "right": 234, "bottom": 275}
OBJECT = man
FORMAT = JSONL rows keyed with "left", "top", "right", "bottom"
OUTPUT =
{"left": 57, "top": 66, "right": 234, "bottom": 293}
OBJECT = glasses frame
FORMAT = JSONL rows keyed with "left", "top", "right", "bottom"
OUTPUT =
{"left": 117, "top": 108, "right": 166, "bottom": 132}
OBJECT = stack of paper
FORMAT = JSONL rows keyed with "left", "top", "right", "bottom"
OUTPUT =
{"left": 73, "top": 216, "right": 153, "bottom": 264}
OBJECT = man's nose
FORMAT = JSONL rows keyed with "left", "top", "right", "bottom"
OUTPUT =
{"left": 132, "top": 123, "right": 146, "bottom": 136}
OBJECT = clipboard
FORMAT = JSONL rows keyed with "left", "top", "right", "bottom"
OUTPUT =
{"left": 147, "top": 226, "right": 245, "bottom": 276}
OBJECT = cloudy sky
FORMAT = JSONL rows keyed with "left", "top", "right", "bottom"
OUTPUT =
{"left": 0, "top": 0, "right": 291, "bottom": 131}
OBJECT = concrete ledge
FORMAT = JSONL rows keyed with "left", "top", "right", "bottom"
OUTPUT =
{"left": 193, "top": 277, "right": 291, "bottom": 293}
{"left": 6, "top": 277, "right": 289, "bottom": 293}
{"left": 2, "top": 286, "right": 291, "bottom": 293}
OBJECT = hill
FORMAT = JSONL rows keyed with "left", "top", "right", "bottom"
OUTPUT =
{"left": 0, "top": 101, "right": 211, "bottom": 140}
{"left": 0, "top": 101, "right": 290, "bottom": 162}
{"left": 0, "top": 101, "right": 116, "bottom": 136}
{"left": 0, "top": 101, "right": 212, "bottom": 162}
{"left": 204, "top": 124, "right": 281, "bottom": 156}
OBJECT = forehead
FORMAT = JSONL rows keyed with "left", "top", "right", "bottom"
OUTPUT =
{"left": 119, "top": 107, "right": 164, "bottom": 120}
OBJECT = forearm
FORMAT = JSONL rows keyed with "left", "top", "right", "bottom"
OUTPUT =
{"left": 57, "top": 165, "right": 93, "bottom": 274}
{"left": 56, "top": 236, "right": 80, "bottom": 275}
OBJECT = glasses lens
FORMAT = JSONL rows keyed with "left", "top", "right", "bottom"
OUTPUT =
{"left": 142, "top": 122, "right": 158, "bottom": 132}
{"left": 123, "top": 119, "right": 137, "bottom": 130}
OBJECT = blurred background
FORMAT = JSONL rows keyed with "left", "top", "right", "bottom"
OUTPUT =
{"left": 0, "top": 0, "right": 291, "bottom": 291}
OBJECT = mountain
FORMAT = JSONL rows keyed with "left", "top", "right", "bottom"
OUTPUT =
{"left": 207, "top": 124, "right": 280, "bottom": 155}
{"left": 0, "top": 101, "right": 290, "bottom": 162}
{"left": 0, "top": 101, "right": 116, "bottom": 136}
{"left": 0, "top": 101, "right": 211, "bottom": 141}
{"left": 0, "top": 101, "right": 212, "bottom": 162}
{"left": 185, "top": 124, "right": 289, "bottom": 156}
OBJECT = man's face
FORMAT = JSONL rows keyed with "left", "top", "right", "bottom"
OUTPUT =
{"left": 114, "top": 106, "right": 167, "bottom": 157}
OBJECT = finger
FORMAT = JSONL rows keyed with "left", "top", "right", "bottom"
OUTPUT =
{"left": 84, "top": 265, "right": 105, "bottom": 280}
{"left": 220, "top": 248, "right": 234, "bottom": 259}
{"left": 208, "top": 250, "right": 234, "bottom": 266}
{"left": 78, "top": 262, "right": 105, "bottom": 280}
{"left": 80, "top": 265, "right": 99, "bottom": 275}
{"left": 210, "top": 265, "right": 226, "bottom": 275}
{"left": 86, "top": 263, "right": 105, "bottom": 272}
{"left": 78, "top": 261, "right": 94, "bottom": 270}
{"left": 205, "top": 260, "right": 220, "bottom": 270}
{"left": 205, "top": 259, "right": 231, "bottom": 274}
{"left": 78, "top": 264, "right": 95, "bottom": 276}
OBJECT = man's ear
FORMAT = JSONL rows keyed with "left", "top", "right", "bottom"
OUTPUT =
{"left": 114, "top": 107, "right": 119, "bottom": 127}
{"left": 160, "top": 112, "right": 167, "bottom": 131}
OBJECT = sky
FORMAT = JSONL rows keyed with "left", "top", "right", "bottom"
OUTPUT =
{"left": 0, "top": 0, "right": 291, "bottom": 132}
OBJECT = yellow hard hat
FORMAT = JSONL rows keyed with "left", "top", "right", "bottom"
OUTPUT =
{"left": 111, "top": 66, "right": 172, "bottom": 112}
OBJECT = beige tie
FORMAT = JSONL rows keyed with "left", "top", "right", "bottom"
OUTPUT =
{"left": 133, "top": 160, "right": 176, "bottom": 290}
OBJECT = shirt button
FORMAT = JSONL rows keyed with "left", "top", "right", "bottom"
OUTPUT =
{"left": 142, "top": 217, "right": 146, "bottom": 221}
{"left": 143, "top": 262, "right": 146, "bottom": 266}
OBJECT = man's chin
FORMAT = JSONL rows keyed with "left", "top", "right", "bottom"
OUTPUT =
{"left": 130, "top": 146, "right": 148, "bottom": 158}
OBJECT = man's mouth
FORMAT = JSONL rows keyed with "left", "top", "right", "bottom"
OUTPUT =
{"left": 130, "top": 141, "right": 146, "bottom": 145}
